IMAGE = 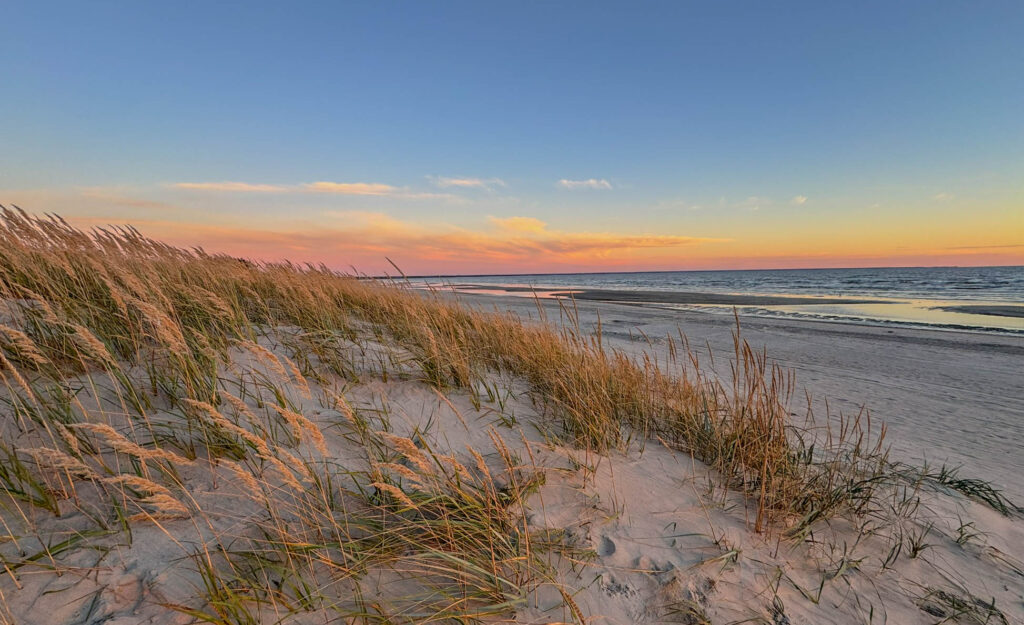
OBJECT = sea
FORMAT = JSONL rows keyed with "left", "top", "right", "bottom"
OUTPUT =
{"left": 414, "top": 266, "right": 1024, "bottom": 334}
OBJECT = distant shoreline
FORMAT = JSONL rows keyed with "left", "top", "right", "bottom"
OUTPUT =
{"left": 438, "top": 284, "right": 1024, "bottom": 332}
{"left": 448, "top": 284, "right": 886, "bottom": 306}
{"left": 396, "top": 263, "right": 1024, "bottom": 280}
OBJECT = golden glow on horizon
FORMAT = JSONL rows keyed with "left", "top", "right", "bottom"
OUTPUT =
{"left": 53, "top": 212, "right": 1023, "bottom": 275}
{"left": 488, "top": 216, "right": 548, "bottom": 234}
{"left": 4, "top": 186, "right": 1021, "bottom": 275}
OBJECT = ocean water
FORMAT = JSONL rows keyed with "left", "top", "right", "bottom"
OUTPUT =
{"left": 416, "top": 266, "right": 1024, "bottom": 334}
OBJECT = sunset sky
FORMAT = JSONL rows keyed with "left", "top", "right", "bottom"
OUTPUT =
{"left": 2, "top": 2, "right": 1022, "bottom": 275}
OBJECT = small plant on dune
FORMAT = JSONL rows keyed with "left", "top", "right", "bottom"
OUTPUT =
{"left": 897, "top": 462, "right": 1021, "bottom": 516}
{"left": 169, "top": 428, "right": 553, "bottom": 624}
{"left": 916, "top": 587, "right": 1008, "bottom": 625}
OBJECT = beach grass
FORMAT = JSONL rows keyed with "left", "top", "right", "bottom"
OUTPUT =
{"left": 0, "top": 207, "right": 1016, "bottom": 624}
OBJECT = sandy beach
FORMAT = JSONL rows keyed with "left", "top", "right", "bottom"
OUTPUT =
{"left": 2, "top": 214, "right": 1023, "bottom": 625}
{"left": 6, "top": 2, "right": 1023, "bottom": 622}
{"left": 461, "top": 291, "right": 1024, "bottom": 501}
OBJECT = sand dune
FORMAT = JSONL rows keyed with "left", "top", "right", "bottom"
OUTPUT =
{"left": 6, "top": 309, "right": 1022, "bottom": 624}
{"left": 2, "top": 213, "right": 1022, "bottom": 624}
{"left": 462, "top": 292, "right": 1024, "bottom": 503}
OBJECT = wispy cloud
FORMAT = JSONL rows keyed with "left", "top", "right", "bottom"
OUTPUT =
{"left": 60, "top": 208, "right": 726, "bottom": 274}
{"left": 318, "top": 211, "right": 728, "bottom": 267}
{"left": 792, "top": 195, "right": 808, "bottom": 205}
{"left": 488, "top": 215, "right": 547, "bottom": 234}
{"left": 305, "top": 181, "right": 396, "bottom": 196}
{"left": 932, "top": 192, "right": 954, "bottom": 201}
{"left": 735, "top": 196, "right": 771, "bottom": 211}
{"left": 173, "top": 181, "right": 288, "bottom": 192}
{"left": 430, "top": 176, "right": 506, "bottom": 190}
{"left": 558, "top": 178, "right": 613, "bottom": 190}
{"left": 172, "top": 180, "right": 454, "bottom": 200}
{"left": 309, "top": 182, "right": 454, "bottom": 200}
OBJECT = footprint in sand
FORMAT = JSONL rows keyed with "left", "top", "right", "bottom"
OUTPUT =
{"left": 597, "top": 535, "right": 616, "bottom": 557}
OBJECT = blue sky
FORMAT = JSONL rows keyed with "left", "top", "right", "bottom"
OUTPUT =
{"left": 2, "top": 2, "right": 1022, "bottom": 273}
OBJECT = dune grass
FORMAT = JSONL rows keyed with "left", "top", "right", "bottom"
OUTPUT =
{"left": 0, "top": 207, "right": 1012, "bottom": 622}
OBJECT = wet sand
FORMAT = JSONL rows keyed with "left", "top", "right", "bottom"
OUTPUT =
{"left": 448, "top": 284, "right": 886, "bottom": 306}
{"left": 933, "top": 304, "right": 1024, "bottom": 318}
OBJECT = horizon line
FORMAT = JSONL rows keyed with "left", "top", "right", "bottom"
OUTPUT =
{"left": 386, "top": 263, "right": 1024, "bottom": 280}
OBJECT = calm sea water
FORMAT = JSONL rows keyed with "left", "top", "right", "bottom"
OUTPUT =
{"left": 416, "top": 266, "right": 1024, "bottom": 334}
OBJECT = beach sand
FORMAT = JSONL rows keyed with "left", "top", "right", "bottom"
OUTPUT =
{"left": 4, "top": 286, "right": 1024, "bottom": 625}
{"left": 934, "top": 304, "right": 1024, "bottom": 319}
{"left": 460, "top": 291, "right": 1024, "bottom": 502}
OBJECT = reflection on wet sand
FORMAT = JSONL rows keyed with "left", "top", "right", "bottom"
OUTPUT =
{"left": 423, "top": 283, "right": 1024, "bottom": 333}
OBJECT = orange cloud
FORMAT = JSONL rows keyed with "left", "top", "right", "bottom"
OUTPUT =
{"left": 49, "top": 209, "right": 726, "bottom": 275}
{"left": 29, "top": 207, "right": 1022, "bottom": 276}
{"left": 10, "top": 186, "right": 1019, "bottom": 275}
{"left": 489, "top": 215, "right": 548, "bottom": 234}
{"left": 52, "top": 209, "right": 1024, "bottom": 274}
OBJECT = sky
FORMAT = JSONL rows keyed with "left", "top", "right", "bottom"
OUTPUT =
{"left": 2, "top": 1, "right": 1022, "bottom": 275}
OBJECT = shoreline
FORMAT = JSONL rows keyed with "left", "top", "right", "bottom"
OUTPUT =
{"left": 457, "top": 290, "right": 1024, "bottom": 502}
{"left": 438, "top": 284, "right": 1024, "bottom": 332}
{"left": 399, "top": 263, "right": 1024, "bottom": 280}
{"left": 932, "top": 304, "right": 1024, "bottom": 318}
{"left": 446, "top": 283, "right": 887, "bottom": 306}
